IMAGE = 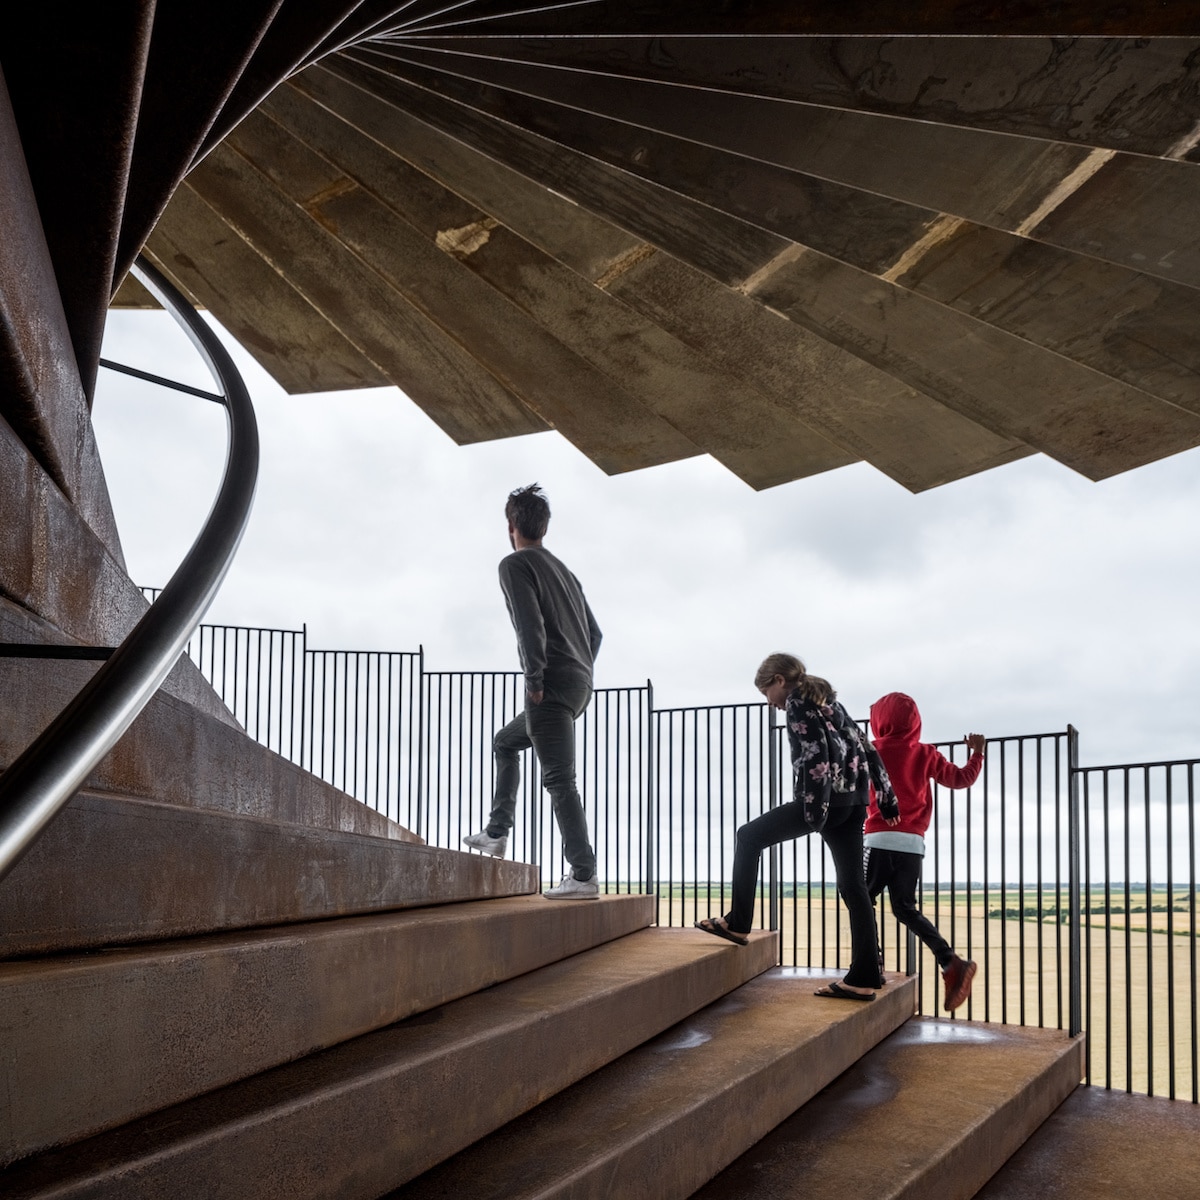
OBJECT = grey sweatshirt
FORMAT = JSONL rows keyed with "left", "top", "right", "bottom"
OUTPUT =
{"left": 498, "top": 547, "right": 602, "bottom": 692}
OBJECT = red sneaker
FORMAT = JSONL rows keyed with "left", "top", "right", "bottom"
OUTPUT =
{"left": 942, "top": 955, "right": 977, "bottom": 1012}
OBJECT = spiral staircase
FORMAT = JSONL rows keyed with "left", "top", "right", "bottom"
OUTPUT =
{"left": 2, "top": 5, "right": 1199, "bottom": 1196}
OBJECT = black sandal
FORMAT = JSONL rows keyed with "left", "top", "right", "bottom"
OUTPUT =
{"left": 694, "top": 917, "right": 749, "bottom": 946}
{"left": 814, "top": 981, "right": 875, "bottom": 1002}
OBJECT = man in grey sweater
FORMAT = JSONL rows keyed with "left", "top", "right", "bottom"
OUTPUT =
{"left": 463, "top": 484, "right": 603, "bottom": 899}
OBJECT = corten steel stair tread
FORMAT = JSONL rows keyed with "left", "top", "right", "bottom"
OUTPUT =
{"left": 0, "top": 653, "right": 407, "bottom": 838}
{"left": 0, "top": 791, "right": 538, "bottom": 957}
{"left": 392, "top": 968, "right": 919, "bottom": 1200}
{"left": 0, "top": 893, "right": 655, "bottom": 1166}
{"left": 0, "top": 927, "right": 777, "bottom": 1199}
{"left": 975, "top": 1085, "right": 1200, "bottom": 1200}
{"left": 693, "top": 1016, "right": 1084, "bottom": 1200}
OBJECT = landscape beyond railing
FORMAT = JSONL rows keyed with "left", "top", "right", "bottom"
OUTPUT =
{"left": 154, "top": 602, "right": 1197, "bottom": 1103}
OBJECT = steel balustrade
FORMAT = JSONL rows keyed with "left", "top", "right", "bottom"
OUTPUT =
{"left": 139, "top": 606, "right": 1199, "bottom": 1100}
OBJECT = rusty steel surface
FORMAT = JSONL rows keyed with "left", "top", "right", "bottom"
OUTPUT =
{"left": 693, "top": 1018, "right": 1083, "bottom": 1200}
{"left": 0, "top": 894, "right": 653, "bottom": 1165}
{"left": 976, "top": 1085, "right": 1200, "bottom": 1200}
{"left": 0, "top": 928, "right": 776, "bottom": 1197}
{"left": 6, "top": 5, "right": 1197, "bottom": 495}
{"left": 70, "top": 7, "right": 1199, "bottom": 493}
{"left": 395, "top": 968, "right": 918, "bottom": 1200}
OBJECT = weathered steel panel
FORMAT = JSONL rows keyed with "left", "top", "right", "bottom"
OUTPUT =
{"left": 322, "top": 55, "right": 789, "bottom": 287}
{"left": 147, "top": 184, "right": 390, "bottom": 394}
{"left": 362, "top": 42, "right": 1094, "bottom": 234}
{"left": 608, "top": 253, "right": 1030, "bottom": 492}
{"left": 418, "top": 35, "right": 1200, "bottom": 158}
{"left": 315, "top": 60, "right": 1033, "bottom": 490}
{"left": 247, "top": 93, "right": 701, "bottom": 473}
{"left": 0, "top": 71, "right": 124, "bottom": 565}
{"left": 114, "top": 0, "right": 285, "bottom": 284}
{"left": 894, "top": 222, "right": 1200, "bottom": 416}
{"left": 2, "top": 4, "right": 153, "bottom": 399}
{"left": 1033, "top": 152, "right": 1200, "bottom": 290}
{"left": 398, "top": 0, "right": 1200, "bottom": 38}
{"left": 751, "top": 248, "right": 1200, "bottom": 480}
{"left": 186, "top": 142, "right": 548, "bottom": 444}
{"left": 285, "top": 67, "right": 854, "bottom": 487}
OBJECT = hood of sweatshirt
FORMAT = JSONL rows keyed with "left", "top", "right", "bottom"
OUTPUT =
{"left": 870, "top": 692, "right": 922, "bottom": 742}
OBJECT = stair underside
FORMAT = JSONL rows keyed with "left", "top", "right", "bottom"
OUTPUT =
{"left": 0, "top": 893, "right": 655, "bottom": 1165}
{"left": 0, "top": 927, "right": 778, "bottom": 1198}
{"left": 694, "top": 1016, "right": 1084, "bottom": 1200}
{"left": 393, "top": 968, "right": 919, "bottom": 1200}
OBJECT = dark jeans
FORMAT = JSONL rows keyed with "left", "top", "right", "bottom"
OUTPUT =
{"left": 487, "top": 674, "right": 596, "bottom": 881}
{"left": 726, "top": 801, "right": 881, "bottom": 989}
{"left": 865, "top": 847, "right": 954, "bottom": 970}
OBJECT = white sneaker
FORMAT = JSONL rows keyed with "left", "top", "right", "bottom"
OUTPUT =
{"left": 543, "top": 873, "right": 599, "bottom": 900}
{"left": 462, "top": 829, "right": 508, "bottom": 858}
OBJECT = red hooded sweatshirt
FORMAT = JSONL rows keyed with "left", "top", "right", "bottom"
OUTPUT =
{"left": 864, "top": 692, "right": 983, "bottom": 852}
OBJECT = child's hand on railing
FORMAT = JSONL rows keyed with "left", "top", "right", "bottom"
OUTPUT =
{"left": 965, "top": 733, "right": 986, "bottom": 755}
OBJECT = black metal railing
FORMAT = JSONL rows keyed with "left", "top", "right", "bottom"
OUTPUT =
{"left": 154, "top": 604, "right": 1196, "bottom": 1101}
{"left": 1078, "top": 757, "right": 1198, "bottom": 1100}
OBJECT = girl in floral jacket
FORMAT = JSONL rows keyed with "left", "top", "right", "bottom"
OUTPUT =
{"left": 696, "top": 653, "right": 899, "bottom": 999}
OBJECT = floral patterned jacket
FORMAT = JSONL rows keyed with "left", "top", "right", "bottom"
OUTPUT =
{"left": 784, "top": 688, "right": 899, "bottom": 831}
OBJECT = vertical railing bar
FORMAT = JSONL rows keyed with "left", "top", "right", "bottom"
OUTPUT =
{"left": 1082, "top": 753, "right": 1092, "bottom": 1080}
{"left": 1143, "top": 764, "right": 1154, "bottom": 1096}
{"left": 1055, "top": 734, "right": 1064, "bottom": 1032}
{"left": 1165, "top": 765, "right": 1176, "bottom": 1100}
{"left": 982, "top": 739, "right": 991, "bottom": 1023}
{"left": 1124, "top": 766, "right": 1133, "bottom": 1092}
{"left": 1188, "top": 763, "right": 1197, "bottom": 1105}
{"left": 1035, "top": 736, "right": 1045, "bottom": 1028}
{"left": 1102, "top": 769, "right": 1112, "bottom": 1089}
{"left": 1067, "top": 726, "right": 1082, "bottom": 1039}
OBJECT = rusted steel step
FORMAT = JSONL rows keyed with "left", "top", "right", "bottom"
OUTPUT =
{"left": 694, "top": 1017, "right": 1083, "bottom": 1200}
{"left": 0, "top": 791, "right": 535, "bottom": 958}
{"left": 0, "top": 654, "right": 398, "bottom": 839}
{"left": 393, "top": 968, "right": 919, "bottom": 1200}
{"left": 0, "top": 893, "right": 654, "bottom": 1167}
{"left": 0, "top": 927, "right": 778, "bottom": 1198}
{"left": 976, "top": 1084, "right": 1200, "bottom": 1200}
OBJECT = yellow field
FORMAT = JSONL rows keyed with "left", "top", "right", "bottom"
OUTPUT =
{"left": 662, "top": 889, "right": 1199, "bottom": 1101}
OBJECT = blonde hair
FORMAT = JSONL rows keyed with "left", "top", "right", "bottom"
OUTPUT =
{"left": 754, "top": 653, "right": 834, "bottom": 704}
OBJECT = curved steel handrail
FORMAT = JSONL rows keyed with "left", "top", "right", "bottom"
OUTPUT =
{"left": 0, "top": 256, "right": 259, "bottom": 884}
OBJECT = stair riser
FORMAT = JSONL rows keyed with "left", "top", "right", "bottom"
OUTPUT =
{"left": 1, "top": 931, "right": 777, "bottom": 1198}
{"left": 396, "top": 970, "right": 919, "bottom": 1200}
{"left": 691, "top": 1016, "right": 1085, "bottom": 1200}
{"left": 0, "top": 895, "right": 655, "bottom": 1165}
{"left": 584, "top": 1005, "right": 917, "bottom": 1200}
{"left": 888, "top": 1033, "right": 1084, "bottom": 1200}
{"left": 0, "top": 792, "right": 536, "bottom": 956}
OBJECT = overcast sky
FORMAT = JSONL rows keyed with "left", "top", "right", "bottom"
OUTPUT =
{"left": 93, "top": 310, "right": 1200, "bottom": 769}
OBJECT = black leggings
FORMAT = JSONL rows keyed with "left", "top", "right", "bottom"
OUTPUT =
{"left": 725, "top": 801, "right": 881, "bottom": 989}
{"left": 865, "top": 847, "right": 954, "bottom": 970}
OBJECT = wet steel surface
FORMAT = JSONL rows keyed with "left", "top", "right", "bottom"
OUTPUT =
{"left": 694, "top": 1016, "right": 1082, "bottom": 1199}
{"left": 976, "top": 1085, "right": 1200, "bottom": 1200}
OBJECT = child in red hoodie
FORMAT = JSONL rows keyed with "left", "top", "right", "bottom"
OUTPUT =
{"left": 865, "top": 692, "right": 985, "bottom": 1012}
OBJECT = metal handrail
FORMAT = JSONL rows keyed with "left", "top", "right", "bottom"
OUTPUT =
{"left": 0, "top": 256, "right": 259, "bottom": 884}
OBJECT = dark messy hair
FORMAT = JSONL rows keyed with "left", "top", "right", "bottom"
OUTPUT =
{"left": 505, "top": 483, "right": 551, "bottom": 541}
